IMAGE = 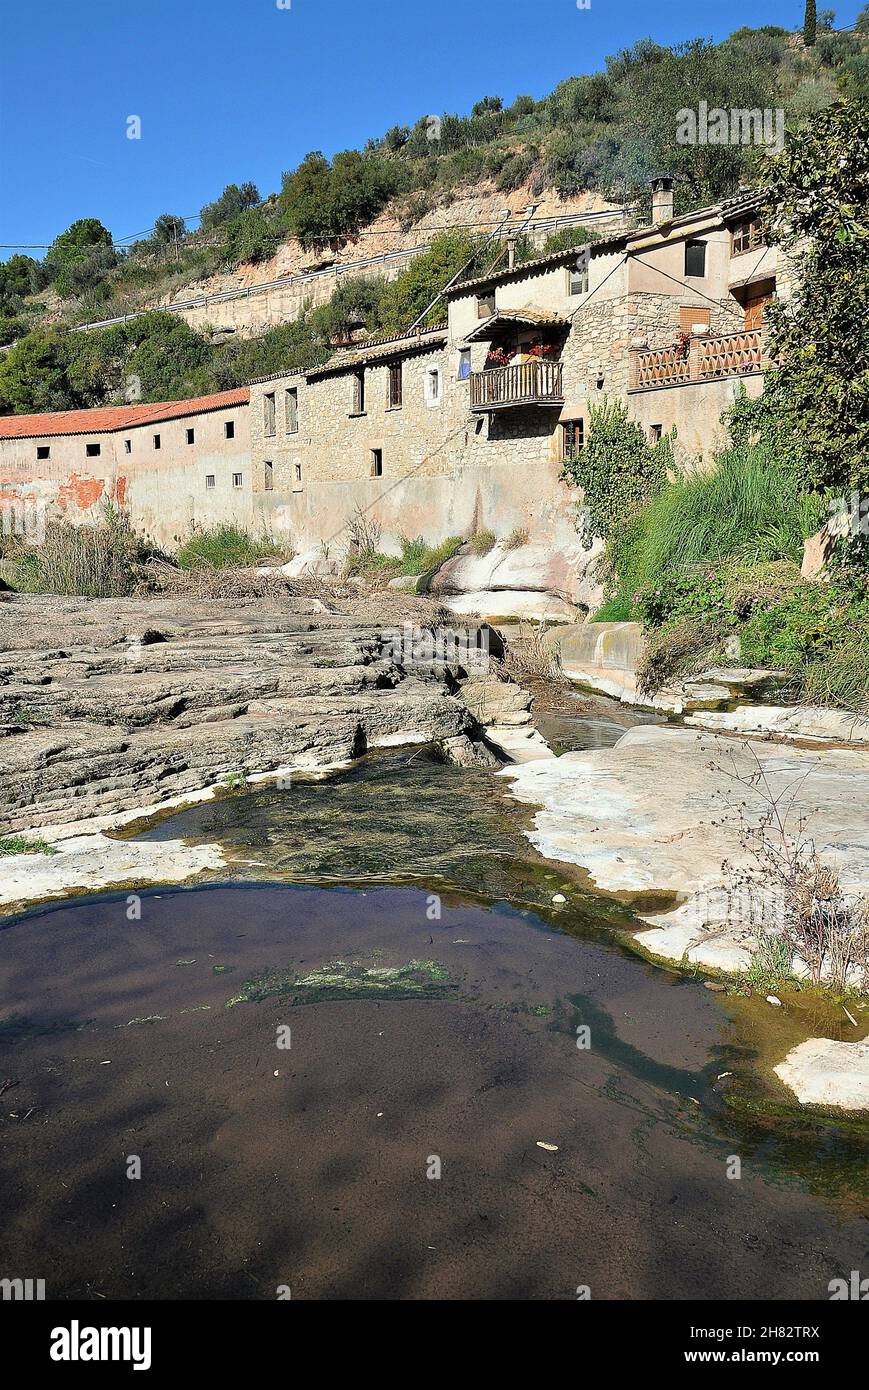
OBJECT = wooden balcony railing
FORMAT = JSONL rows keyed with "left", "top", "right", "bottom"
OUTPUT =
{"left": 630, "top": 329, "right": 766, "bottom": 391}
{"left": 470, "top": 359, "right": 564, "bottom": 411}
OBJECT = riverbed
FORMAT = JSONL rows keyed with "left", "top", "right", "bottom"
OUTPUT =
{"left": 1, "top": 732, "right": 867, "bottom": 1300}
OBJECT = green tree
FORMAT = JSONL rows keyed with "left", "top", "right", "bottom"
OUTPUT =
{"left": 46, "top": 218, "right": 117, "bottom": 298}
{"left": 804, "top": 0, "right": 817, "bottom": 46}
{"left": 199, "top": 182, "right": 260, "bottom": 230}
{"left": 152, "top": 213, "right": 186, "bottom": 245}
{"left": 0, "top": 329, "right": 75, "bottom": 413}
{"left": 759, "top": 102, "right": 869, "bottom": 512}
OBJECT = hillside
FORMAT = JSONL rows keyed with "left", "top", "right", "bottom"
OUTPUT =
{"left": 2, "top": 18, "right": 868, "bottom": 412}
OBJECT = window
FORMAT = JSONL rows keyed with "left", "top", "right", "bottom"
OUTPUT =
{"left": 352, "top": 371, "right": 365, "bottom": 415}
{"left": 124, "top": 439, "right": 132, "bottom": 454}
{"left": 458, "top": 348, "right": 471, "bottom": 381}
{"left": 205, "top": 475, "right": 216, "bottom": 490}
{"left": 232, "top": 472, "right": 243, "bottom": 489}
{"left": 371, "top": 449, "right": 383, "bottom": 478}
{"left": 477, "top": 292, "right": 495, "bottom": 319}
{"left": 36, "top": 445, "right": 50, "bottom": 460}
{"left": 426, "top": 366, "right": 441, "bottom": 405}
{"left": 264, "top": 461, "right": 274, "bottom": 492}
{"left": 731, "top": 217, "right": 763, "bottom": 256}
{"left": 264, "top": 392, "right": 276, "bottom": 436}
{"left": 569, "top": 252, "right": 589, "bottom": 296}
{"left": 153, "top": 433, "right": 161, "bottom": 450}
{"left": 186, "top": 427, "right": 195, "bottom": 445}
{"left": 224, "top": 420, "right": 235, "bottom": 440}
{"left": 387, "top": 363, "right": 402, "bottom": 410}
{"left": 286, "top": 387, "right": 298, "bottom": 433}
{"left": 294, "top": 462, "right": 302, "bottom": 484}
{"left": 650, "top": 424, "right": 663, "bottom": 443}
{"left": 562, "top": 420, "right": 584, "bottom": 459}
{"left": 86, "top": 442, "right": 101, "bottom": 457}
{"left": 684, "top": 240, "right": 706, "bottom": 278}
{"left": 679, "top": 305, "right": 710, "bottom": 334}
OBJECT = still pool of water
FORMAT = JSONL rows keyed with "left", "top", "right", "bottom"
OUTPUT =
{"left": 1, "top": 740, "right": 867, "bottom": 1299}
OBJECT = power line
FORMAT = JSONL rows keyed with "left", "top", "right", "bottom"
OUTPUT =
{"left": 0, "top": 205, "right": 637, "bottom": 255}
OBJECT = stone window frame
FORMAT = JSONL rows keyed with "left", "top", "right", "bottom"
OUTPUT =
{"left": 264, "top": 461, "right": 274, "bottom": 492}
{"left": 263, "top": 392, "right": 277, "bottom": 438}
{"left": 425, "top": 364, "right": 442, "bottom": 408}
{"left": 386, "top": 363, "right": 403, "bottom": 411}
{"left": 286, "top": 387, "right": 299, "bottom": 434}
{"left": 457, "top": 348, "right": 472, "bottom": 381}
{"left": 371, "top": 448, "right": 384, "bottom": 478}
{"left": 350, "top": 370, "right": 366, "bottom": 416}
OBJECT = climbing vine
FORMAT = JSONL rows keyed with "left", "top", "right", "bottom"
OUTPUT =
{"left": 560, "top": 397, "right": 672, "bottom": 548}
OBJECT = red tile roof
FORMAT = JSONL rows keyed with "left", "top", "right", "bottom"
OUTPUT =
{"left": 0, "top": 387, "right": 249, "bottom": 440}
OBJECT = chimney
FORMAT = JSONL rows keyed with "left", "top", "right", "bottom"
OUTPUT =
{"left": 507, "top": 237, "right": 516, "bottom": 271}
{"left": 651, "top": 175, "right": 674, "bottom": 226}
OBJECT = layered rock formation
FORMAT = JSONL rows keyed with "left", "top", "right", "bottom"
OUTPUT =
{"left": 0, "top": 593, "right": 487, "bottom": 835}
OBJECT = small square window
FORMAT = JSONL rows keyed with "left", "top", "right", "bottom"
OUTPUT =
{"left": 86, "top": 442, "right": 101, "bottom": 457}
{"left": 264, "top": 461, "right": 274, "bottom": 492}
{"left": 36, "top": 445, "right": 50, "bottom": 460}
{"left": 684, "top": 240, "right": 706, "bottom": 278}
{"left": 186, "top": 427, "right": 195, "bottom": 445}
{"left": 232, "top": 472, "right": 243, "bottom": 489}
{"left": 371, "top": 449, "right": 383, "bottom": 478}
{"left": 569, "top": 252, "right": 589, "bottom": 296}
{"left": 205, "top": 474, "right": 216, "bottom": 490}
{"left": 225, "top": 420, "right": 235, "bottom": 440}
{"left": 153, "top": 433, "right": 161, "bottom": 450}
{"left": 124, "top": 438, "right": 132, "bottom": 454}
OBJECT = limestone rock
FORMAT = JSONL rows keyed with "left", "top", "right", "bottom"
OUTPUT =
{"left": 774, "top": 1038, "right": 869, "bottom": 1111}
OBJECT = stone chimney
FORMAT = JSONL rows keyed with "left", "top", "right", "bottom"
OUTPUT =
{"left": 651, "top": 175, "right": 674, "bottom": 225}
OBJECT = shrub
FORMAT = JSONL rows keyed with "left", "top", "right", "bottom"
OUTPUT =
{"left": 15, "top": 509, "right": 143, "bottom": 598}
{"left": 471, "top": 529, "right": 496, "bottom": 556}
{"left": 175, "top": 525, "right": 287, "bottom": 570}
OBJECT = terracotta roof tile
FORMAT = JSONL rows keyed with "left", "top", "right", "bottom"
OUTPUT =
{"left": 0, "top": 387, "right": 249, "bottom": 440}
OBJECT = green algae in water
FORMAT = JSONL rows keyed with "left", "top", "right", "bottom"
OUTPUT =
{"left": 226, "top": 955, "right": 453, "bottom": 1008}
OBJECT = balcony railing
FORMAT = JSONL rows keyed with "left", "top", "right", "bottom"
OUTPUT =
{"left": 470, "top": 359, "right": 564, "bottom": 411}
{"left": 630, "top": 329, "right": 766, "bottom": 391}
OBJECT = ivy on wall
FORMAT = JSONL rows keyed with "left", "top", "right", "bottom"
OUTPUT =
{"left": 560, "top": 397, "right": 672, "bottom": 548}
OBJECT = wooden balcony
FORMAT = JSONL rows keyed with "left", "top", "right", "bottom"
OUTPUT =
{"left": 470, "top": 359, "right": 564, "bottom": 412}
{"left": 630, "top": 329, "right": 766, "bottom": 392}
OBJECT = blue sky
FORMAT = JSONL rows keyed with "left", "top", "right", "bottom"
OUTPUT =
{"left": 0, "top": 0, "right": 859, "bottom": 259}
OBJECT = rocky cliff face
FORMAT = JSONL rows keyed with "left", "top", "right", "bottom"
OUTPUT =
{"left": 0, "top": 593, "right": 484, "bottom": 834}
